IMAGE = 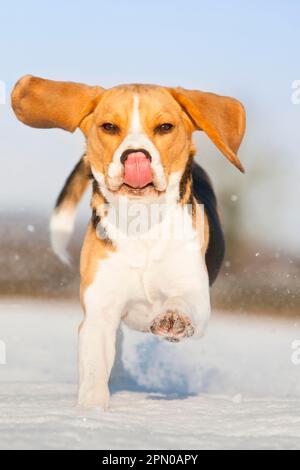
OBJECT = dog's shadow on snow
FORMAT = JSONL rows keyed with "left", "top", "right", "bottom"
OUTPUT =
{"left": 109, "top": 328, "right": 221, "bottom": 401}
{"left": 146, "top": 392, "right": 198, "bottom": 401}
{"left": 110, "top": 375, "right": 198, "bottom": 401}
{"left": 110, "top": 379, "right": 198, "bottom": 401}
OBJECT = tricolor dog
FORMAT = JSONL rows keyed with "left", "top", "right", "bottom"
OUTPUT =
{"left": 12, "top": 76, "right": 246, "bottom": 409}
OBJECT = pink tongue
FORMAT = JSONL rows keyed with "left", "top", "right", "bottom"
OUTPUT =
{"left": 124, "top": 152, "right": 153, "bottom": 188}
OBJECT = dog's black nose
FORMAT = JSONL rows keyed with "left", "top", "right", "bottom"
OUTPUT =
{"left": 120, "top": 149, "right": 152, "bottom": 164}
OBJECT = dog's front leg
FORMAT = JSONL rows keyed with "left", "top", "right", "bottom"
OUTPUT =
{"left": 78, "top": 315, "right": 119, "bottom": 410}
{"left": 150, "top": 293, "right": 211, "bottom": 342}
{"left": 150, "top": 253, "right": 211, "bottom": 342}
{"left": 77, "top": 280, "right": 122, "bottom": 410}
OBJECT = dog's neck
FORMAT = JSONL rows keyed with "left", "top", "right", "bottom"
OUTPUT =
{"left": 89, "top": 153, "right": 195, "bottom": 243}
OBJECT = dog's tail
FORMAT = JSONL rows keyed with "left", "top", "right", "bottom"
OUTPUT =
{"left": 50, "top": 156, "right": 90, "bottom": 264}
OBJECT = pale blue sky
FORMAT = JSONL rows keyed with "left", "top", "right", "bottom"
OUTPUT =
{"left": 1, "top": 0, "right": 299, "bottom": 92}
{"left": 0, "top": 0, "right": 300, "bottom": 251}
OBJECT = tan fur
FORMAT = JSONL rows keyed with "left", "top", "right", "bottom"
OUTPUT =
{"left": 12, "top": 75, "right": 104, "bottom": 135}
{"left": 59, "top": 158, "right": 91, "bottom": 211}
{"left": 169, "top": 87, "right": 246, "bottom": 172}
{"left": 84, "top": 85, "right": 194, "bottom": 188}
{"left": 201, "top": 209, "right": 210, "bottom": 257}
{"left": 11, "top": 78, "right": 245, "bottom": 173}
{"left": 80, "top": 223, "right": 114, "bottom": 305}
{"left": 69, "top": 159, "right": 91, "bottom": 205}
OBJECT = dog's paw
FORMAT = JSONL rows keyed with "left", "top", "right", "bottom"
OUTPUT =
{"left": 150, "top": 311, "right": 194, "bottom": 342}
{"left": 77, "top": 383, "right": 110, "bottom": 410}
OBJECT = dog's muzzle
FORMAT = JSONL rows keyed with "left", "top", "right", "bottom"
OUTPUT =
{"left": 121, "top": 149, "right": 153, "bottom": 189}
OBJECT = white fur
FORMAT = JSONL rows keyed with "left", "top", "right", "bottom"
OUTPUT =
{"left": 91, "top": 170, "right": 185, "bottom": 244}
{"left": 49, "top": 208, "right": 76, "bottom": 265}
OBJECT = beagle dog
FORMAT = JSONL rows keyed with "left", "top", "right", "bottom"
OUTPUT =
{"left": 12, "top": 76, "right": 246, "bottom": 409}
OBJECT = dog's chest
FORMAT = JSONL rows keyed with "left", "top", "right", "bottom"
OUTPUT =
{"left": 104, "top": 234, "right": 203, "bottom": 317}
{"left": 95, "top": 206, "right": 204, "bottom": 302}
{"left": 85, "top": 203, "right": 208, "bottom": 331}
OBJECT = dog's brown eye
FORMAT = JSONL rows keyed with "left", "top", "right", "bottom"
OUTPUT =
{"left": 101, "top": 123, "right": 120, "bottom": 134}
{"left": 154, "top": 123, "right": 174, "bottom": 134}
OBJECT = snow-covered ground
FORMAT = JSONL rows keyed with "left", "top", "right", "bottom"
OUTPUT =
{"left": 0, "top": 300, "right": 299, "bottom": 450}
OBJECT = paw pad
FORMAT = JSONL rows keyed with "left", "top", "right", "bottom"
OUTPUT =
{"left": 150, "top": 311, "right": 194, "bottom": 342}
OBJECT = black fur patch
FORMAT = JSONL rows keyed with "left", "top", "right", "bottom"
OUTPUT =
{"left": 91, "top": 208, "right": 100, "bottom": 230}
{"left": 92, "top": 178, "right": 99, "bottom": 195}
{"left": 191, "top": 162, "right": 225, "bottom": 285}
{"left": 179, "top": 154, "right": 193, "bottom": 201}
{"left": 90, "top": 180, "right": 112, "bottom": 245}
{"left": 55, "top": 155, "right": 86, "bottom": 208}
{"left": 91, "top": 208, "right": 113, "bottom": 246}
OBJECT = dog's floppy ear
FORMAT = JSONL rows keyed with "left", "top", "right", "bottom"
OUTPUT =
{"left": 11, "top": 75, "right": 104, "bottom": 136}
{"left": 169, "top": 87, "right": 246, "bottom": 172}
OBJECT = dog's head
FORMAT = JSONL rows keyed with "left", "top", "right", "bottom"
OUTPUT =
{"left": 12, "top": 76, "right": 246, "bottom": 199}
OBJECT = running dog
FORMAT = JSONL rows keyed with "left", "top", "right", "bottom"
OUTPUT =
{"left": 12, "top": 76, "right": 245, "bottom": 408}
